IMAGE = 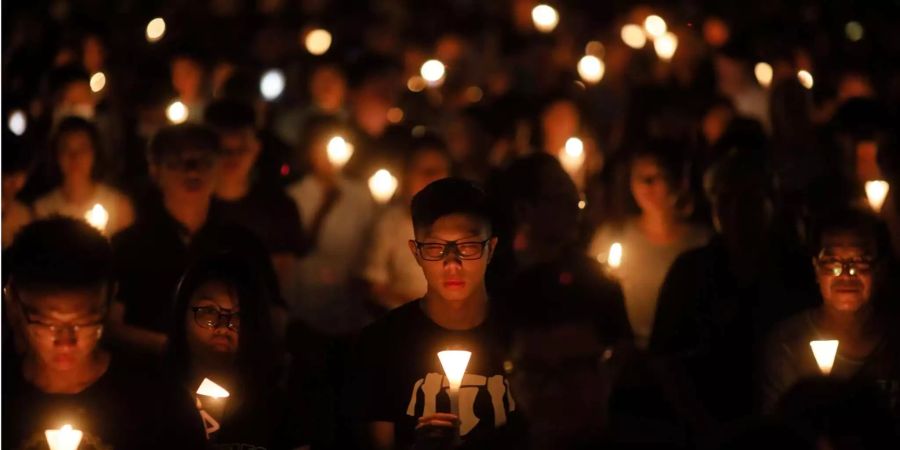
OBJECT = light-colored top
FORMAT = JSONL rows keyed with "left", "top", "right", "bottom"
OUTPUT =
{"left": 589, "top": 218, "right": 711, "bottom": 349}
{"left": 362, "top": 203, "right": 427, "bottom": 307}
{"left": 2, "top": 200, "right": 32, "bottom": 249}
{"left": 286, "top": 175, "right": 376, "bottom": 334}
{"left": 33, "top": 183, "right": 134, "bottom": 235}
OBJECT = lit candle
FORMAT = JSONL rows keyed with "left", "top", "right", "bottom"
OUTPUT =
{"left": 166, "top": 100, "right": 189, "bottom": 124}
{"left": 89, "top": 72, "right": 106, "bottom": 93}
{"left": 196, "top": 378, "right": 230, "bottom": 398}
{"left": 608, "top": 242, "right": 623, "bottom": 269}
{"left": 654, "top": 32, "right": 678, "bottom": 60}
{"left": 420, "top": 59, "right": 446, "bottom": 87}
{"left": 865, "top": 180, "right": 889, "bottom": 213}
{"left": 754, "top": 62, "right": 774, "bottom": 89}
{"left": 196, "top": 378, "right": 229, "bottom": 438}
{"left": 558, "top": 137, "right": 585, "bottom": 176}
{"left": 326, "top": 136, "right": 354, "bottom": 170}
{"left": 643, "top": 15, "right": 667, "bottom": 39}
{"left": 577, "top": 55, "right": 605, "bottom": 84}
{"left": 8, "top": 109, "right": 27, "bottom": 136}
{"left": 621, "top": 24, "right": 647, "bottom": 49}
{"left": 810, "top": 340, "right": 839, "bottom": 375}
{"left": 368, "top": 169, "right": 398, "bottom": 204}
{"left": 531, "top": 4, "right": 559, "bottom": 33}
{"left": 145, "top": 18, "right": 166, "bottom": 43}
{"left": 84, "top": 203, "right": 109, "bottom": 233}
{"left": 260, "top": 69, "right": 286, "bottom": 101}
{"left": 438, "top": 350, "right": 471, "bottom": 415}
{"left": 304, "top": 28, "right": 332, "bottom": 55}
{"left": 45, "top": 424, "right": 83, "bottom": 450}
{"left": 797, "top": 70, "right": 814, "bottom": 90}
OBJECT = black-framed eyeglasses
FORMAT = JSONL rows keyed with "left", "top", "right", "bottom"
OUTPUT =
{"left": 4, "top": 287, "right": 105, "bottom": 340}
{"left": 815, "top": 256, "right": 875, "bottom": 277}
{"left": 191, "top": 306, "right": 240, "bottom": 331}
{"left": 412, "top": 239, "right": 491, "bottom": 261}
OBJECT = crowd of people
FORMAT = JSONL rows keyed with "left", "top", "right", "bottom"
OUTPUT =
{"left": 3, "top": 1, "right": 900, "bottom": 449}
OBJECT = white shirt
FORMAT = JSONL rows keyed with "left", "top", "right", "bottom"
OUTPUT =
{"left": 362, "top": 203, "right": 427, "bottom": 306}
{"left": 33, "top": 183, "right": 134, "bottom": 235}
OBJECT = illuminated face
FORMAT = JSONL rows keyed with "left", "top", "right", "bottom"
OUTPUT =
{"left": 814, "top": 231, "right": 875, "bottom": 313}
{"left": 186, "top": 280, "right": 240, "bottom": 363}
{"left": 153, "top": 148, "right": 219, "bottom": 205}
{"left": 13, "top": 287, "right": 106, "bottom": 372}
{"left": 630, "top": 157, "right": 677, "bottom": 214}
{"left": 57, "top": 130, "right": 95, "bottom": 183}
{"left": 409, "top": 214, "right": 496, "bottom": 304}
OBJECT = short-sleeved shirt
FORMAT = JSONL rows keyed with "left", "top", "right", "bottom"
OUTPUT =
{"left": 349, "top": 299, "right": 524, "bottom": 450}
{"left": 196, "top": 386, "right": 311, "bottom": 450}
{"left": 2, "top": 356, "right": 206, "bottom": 450}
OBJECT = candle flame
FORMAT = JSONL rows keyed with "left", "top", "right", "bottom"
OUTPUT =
{"left": 146, "top": 18, "right": 166, "bottom": 43}
{"left": 654, "top": 32, "right": 678, "bottom": 60}
{"left": 196, "top": 378, "right": 230, "bottom": 398}
{"left": 305, "top": 28, "right": 332, "bottom": 55}
{"left": 326, "top": 136, "right": 354, "bottom": 170}
{"left": 438, "top": 350, "right": 471, "bottom": 391}
{"left": 531, "top": 5, "right": 559, "bottom": 33}
{"left": 45, "top": 424, "right": 83, "bottom": 450}
{"left": 810, "top": 340, "right": 839, "bottom": 375}
{"left": 755, "top": 62, "right": 773, "bottom": 89}
{"left": 797, "top": 70, "right": 814, "bottom": 90}
{"left": 643, "top": 15, "right": 667, "bottom": 39}
{"left": 166, "top": 101, "right": 189, "bottom": 124}
{"left": 608, "top": 242, "right": 623, "bottom": 268}
{"left": 865, "top": 180, "right": 889, "bottom": 213}
{"left": 368, "top": 169, "right": 398, "bottom": 204}
{"left": 621, "top": 24, "right": 647, "bottom": 49}
{"left": 84, "top": 203, "right": 109, "bottom": 232}
{"left": 577, "top": 55, "right": 605, "bottom": 84}
{"left": 558, "top": 137, "right": 586, "bottom": 175}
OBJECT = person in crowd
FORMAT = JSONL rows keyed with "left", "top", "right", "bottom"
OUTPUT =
{"left": 761, "top": 209, "right": 900, "bottom": 414}
{"left": 589, "top": 141, "right": 711, "bottom": 349}
{"left": 33, "top": 116, "right": 134, "bottom": 234}
{"left": 350, "top": 178, "right": 523, "bottom": 450}
{"left": 275, "top": 62, "right": 349, "bottom": 148}
{"left": 171, "top": 51, "right": 208, "bottom": 123}
{"left": 2, "top": 218, "right": 205, "bottom": 449}
{"left": 205, "top": 98, "right": 308, "bottom": 288}
{"left": 363, "top": 134, "right": 452, "bottom": 310}
{"left": 286, "top": 114, "right": 376, "bottom": 335}
{"left": 2, "top": 131, "right": 33, "bottom": 250}
{"left": 164, "top": 251, "right": 310, "bottom": 450}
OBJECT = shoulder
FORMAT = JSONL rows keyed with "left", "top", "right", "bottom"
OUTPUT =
{"left": 360, "top": 300, "right": 423, "bottom": 341}
{"left": 33, "top": 190, "right": 62, "bottom": 215}
{"left": 766, "top": 309, "right": 817, "bottom": 350}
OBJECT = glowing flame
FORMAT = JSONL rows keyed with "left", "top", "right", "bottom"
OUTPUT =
{"left": 438, "top": 350, "right": 471, "bottom": 392}
{"left": 643, "top": 15, "right": 667, "bottom": 39}
{"left": 608, "top": 242, "right": 623, "bottom": 268}
{"left": 810, "top": 340, "right": 839, "bottom": 375}
{"left": 90, "top": 72, "right": 107, "bottom": 93}
{"left": 196, "top": 378, "right": 230, "bottom": 398}
{"left": 368, "top": 169, "right": 398, "bottom": 204}
{"left": 621, "top": 24, "right": 647, "bottom": 49}
{"left": 531, "top": 4, "right": 559, "bottom": 33}
{"left": 754, "top": 62, "right": 774, "bottom": 89}
{"left": 798, "top": 70, "right": 814, "bottom": 90}
{"left": 84, "top": 204, "right": 109, "bottom": 233}
{"left": 166, "top": 101, "right": 189, "bottom": 124}
{"left": 326, "top": 136, "right": 354, "bottom": 170}
{"left": 559, "top": 137, "right": 586, "bottom": 175}
{"left": 260, "top": 69, "right": 286, "bottom": 101}
{"left": 305, "top": 28, "right": 332, "bottom": 55}
{"left": 8, "top": 110, "right": 27, "bottom": 136}
{"left": 146, "top": 18, "right": 166, "bottom": 43}
{"left": 865, "top": 180, "right": 890, "bottom": 213}
{"left": 654, "top": 32, "right": 678, "bottom": 60}
{"left": 420, "top": 59, "right": 446, "bottom": 86}
{"left": 577, "top": 55, "right": 605, "bottom": 84}
{"left": 45, "top": 424, "right": 83, "bottom": 450}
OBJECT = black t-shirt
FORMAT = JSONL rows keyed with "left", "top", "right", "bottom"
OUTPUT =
{"left": 2, "top": 356, "right": 205, "bottom": 450}
{"left": 198, "top": 386, "right": 311, "bottom": 450}
{"left": 212, "top": 184, "right": 308, "bottom": 257}
{"left": 349, "top": 299, "right": 523, "bottom": 450}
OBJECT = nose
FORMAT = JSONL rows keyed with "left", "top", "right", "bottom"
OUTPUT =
{"left": 53, "top": 327, "right": 78, "bottom": 347}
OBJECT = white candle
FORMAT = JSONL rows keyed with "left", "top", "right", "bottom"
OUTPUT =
{"left": 368, "top": 169, "right": 398, "bottom": 204}
{"left": 754, "top": 62, "right": 773, "bottom": 89}
{"left": 797, "top": 70, "right": 814, "bottom": 90}
{"left": 577, "top": 55, "right": 605, "bottom": 84}
{"left": 420, "top": 59, "right": 446, "bottom": 87}
{"left": 305, "top": 28, "right": 332, "bottom": 55}
{"left": 145, "top": 18, "right": 166, "bottom": 43}
{"left": 45, "top": 424, "right": 83, "bottom": 450}
{"left": 810, "top": 340, "right": 839, "bottom": 375}
{"left": 865, "top": 180, "right": 890, "bottom": 213}
{"left": 84, "top": 203, "right": 109, "bottom": 233}
{"left": 166, "top": 100, "right": 189, "bottom": 124}
{"left": 654, "top": 32, "right": 678, "bottom": 60}
{"left": 621, "top": 24, "right": 647, "bottom": 49}
{"left": 607, "top": 242, "right": 623, "bottom": 269}
{"left": 438, "top": 350, "right": 471, "bottom": 415}
{"left": 326, "top": 136, "right": 354, "bottom": 170}
{"left": 643, "top": 15, "right": 667, "bottom": 39}
{"left": 531, "top": 5, "right": 559, "bottom": 33}
{"left": 559, "top": 137, "right": 585, "bottom": 176}
{"left": 196, "top": 378, "right": 230, "bottom": 399}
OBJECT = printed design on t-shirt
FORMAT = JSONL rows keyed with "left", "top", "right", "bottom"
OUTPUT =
{"left": 195, "top": 395, "right": 222, "bottom": 439}
{"left": 406, "top": 372, "right": 516, "bottom": 436}
{"left": 18, "top": 430, "right": 111, "bottom": 450}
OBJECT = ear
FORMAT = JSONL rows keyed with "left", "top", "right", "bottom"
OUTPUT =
{"left": 408, "top": 240, "right": 422, "bottom": 266}
{"left": 487, "top": 236, "right": 499, "bottom": 263}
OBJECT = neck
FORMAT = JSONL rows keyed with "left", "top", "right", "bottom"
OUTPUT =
{"left": 61, "top": 179, "right": 95, "bottom": 205}
{"left": 215, "top": 177, "right": 250, "bottom": 201}
{"left": 421, "top": 289, "right": 488, "bottom": 330}
{"left": 23, "top": 350, "right": 108, "bottom": 394}
{"left": 164, "top": 195, "right": 209, "bottom": 235}
{"left": 639, "top": 210, "right": 680, "bottom": 242}
{"left": 818, "top": 305, "right": 873, "bottom": 337}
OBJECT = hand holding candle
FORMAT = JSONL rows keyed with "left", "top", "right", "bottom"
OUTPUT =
{"left": 810, "top": 340, "right": 839, "bottom": 375}
{"left": 438, "top": 350, "right": 471, "bottom": 416}
{"left": 45, "top": 424, "right": 83, "bottom": 450}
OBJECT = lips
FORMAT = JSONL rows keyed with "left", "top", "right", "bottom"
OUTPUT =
{"left": 443, "top": 280, "right": 465, "bottom": 288}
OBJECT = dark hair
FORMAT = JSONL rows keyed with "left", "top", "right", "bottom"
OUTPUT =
{"left": 629, "top": 139, "right": 689, "bottom": 188}
{"left": 47, "top": 64, "right": 90, "bottom": 101}
{"left": 6, "top": 217, "right": 112, "bottom": 294}
{"left": 809, "top": 208, "right": 887, "bottom": 258}
{"left": 49, "top": 116, "right": 104, "bottom": 181}
{"left": 411, "top": 177, "right": 492, "bottom": 233}
{"left": 165, "top": 250, "right": 279, "bottom": 400}
{"left": 204, "top": 98, "right": 256, "bottom": 132}
{"left": 148, "top": 124, "right": 220, "bottom": 164}
{"left": 405, "top": 134, "right": 451, "bottom": 172}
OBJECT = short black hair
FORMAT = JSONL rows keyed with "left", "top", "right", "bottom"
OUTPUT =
{"left": 148, "top": 124, "right": 220, "bottom": 164}
{"left": 204, "top": 98, "right": 256, "bottom": 132}
{"left": 809, "top": 208, "right": 886, "bottom": 258}
{"left": 410, "top": 177, "right": 492, "bottom": 233}
{"left": 47, "top": 64, "right": 90, "bottom": 100}
{"left": 6, "top": 217, "right": 112, "bottom": 294}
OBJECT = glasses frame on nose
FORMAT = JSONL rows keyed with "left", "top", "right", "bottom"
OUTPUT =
{"left": 191, "top": 306, "right": 241, "bottom": 331}
{"left": 412, "top": 239, "right": 491, "bottom": 261}
{"left": 5, "top": 287, "right": 105, "bottom": 341}
{"left": 814, "top": 255, "right": 875, "bottom": 277}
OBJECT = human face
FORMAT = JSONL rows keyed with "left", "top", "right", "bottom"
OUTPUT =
{"left": 11, "top": 286, "right": 106, "bottom": 372}
{"left": 630, "top": 157, "right": 677, "bottom": 215}
{"left": 152, "top": 148, "right": 219, "bottom": 205}
{"left": 404, "top": 149, "right": 450, "bottom": 198}
{"left": 310, "top": 66, "right": 347, "bottom": 113}
{"left": 186, "top": 280, "right": 240, "bottom": 361}
{"left": 219, "top": 128, "right": 260, "bottom": 183}
{"left": 58, "top": 130, "right": 95, "bottom": 183}
{"left": 815, "top": 231, "right": 876, "bottom": 313}
{"left": 409, "top": 214, "right": 496, "bottom": 304}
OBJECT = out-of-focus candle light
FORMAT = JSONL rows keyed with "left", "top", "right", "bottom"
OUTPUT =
{"left": 865, "top": 180, "right": 890, "bottom": 213}
{"left": 166, "top": 100, "right": 189, "bottom": 124}
{"left": 420, "top": 59, "right": 446, "bottom": 86}
{"left": 84, "top": 204, "right": 109, "bottom": 233}
{"left": 577, "top": 55, "right": 605, "bottom": 84}
{"left": 196, "top": 378, "right": 230, "bottom": 398}
{"left": 798, "top": 70, "right": 814, "bottom": 90}
{"left": 754, "top": 62, "right": 774, "bottom": 89}
{"left": 326, "top": 136, "right": 353, "bottom": 170}
{"left": 89, "top": 72, "right": 106, "bottom": 93}
{"left": 260, "top": 69, "right": 286, "bottom": 101}
{"left": 845, "top": 21, "right": 864, "bottom": 42}
{"left": 8, "top": 110, "right": 27, "bottom": 136}
{"left": 368, "top": 169, "right": 398, "bottom": 204}
{"left": 305, "top": 28, "right": 332, "bottom": 55}
{"left": 608, "top": 242, "right": 623, "bottom": 269}
{"left": 407, "top": 76, "right": 427, "bottom": 93}
{"left": 465, "top": 86, "right": 483, "bottom": 103}
{"left": 438, "top": 350, "right": 471, "bottom": 415}
{"left": 578, "top": 200, "right": 586, "bottom": 210}
{"left": 810, "top": 340, "right": 839, "bottom": 375}
{"left": 585, "top": 41, "right": 604, "bottom": 57}
{"left": 654, "top": 32, "right": 678, "bottom": 60}
{"left": 387, "top": 107, "right": 404, "bottom": 124}
{"left": 146, "top": 18, "right": 166, "bottom": 43}
{"left": 531, "top": 4, "right": 559, "bottom": 33}
{"left": 559, "top": 137, "right": 586, "bottom": 175}
{"left": 643, "top": 15, "right": 667, "bottom": 39}
{"left": 45, "top": 424, "right": 83, "bottom": 450}
{"left": 621, "top": 24, "right": 647, "bottom": 49}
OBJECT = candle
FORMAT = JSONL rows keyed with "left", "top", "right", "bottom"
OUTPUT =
{"left": 754, "top": 62, "right": 774, "bottom": 89}
{"left": 368, "top": 169, "right": 398, "bottom": 204}
{"left": 438, "top": 350, "right": 471, "bottom": 415}
{"left": 797, "top": 70, "right": 814, "bottom": 90}
{"left": 89, "top": 72, "right": 106, "bottom": 93}
{"left": 304, "top": 28, "right": 332, "bottom": 55}
{"left": 643, "top": 15, "right": 667, "bottom": 39}
{"left": 84, "top": 203, "right": 109, "bottom": 233}
{"left": 810, "top": 340, "right": 839, "bottom": 375}
{"left": 558, "top": 137, "right": 585, "bottom": 177}
{"left": 608, "top": 242, "right": 623, "bottom": 269}
{"left": 531, "top": 5, "right": 559, "bottom": 33}
{"left": 577, "top": 55, "right": 605, "bottom": 84}
{"left": 621, "top": 24, "right": 647, "bottom": 49}
{"left": 196, "top": 378, "right": 230, "bottom": 398}
{"left": 166, "top": 100, "right": 189, "bottom": 124}
{"left": 420, "top": 59, "right": 446, "bottom": 87}
{"left": 865, "top": 180, "right": 890, "bottom": 213}
{"left": 326, "top": 136, "right": 354, "bottom": 170}
{"left": 260, "top": 69, "right": 286, "bottom": 101}
{"left": 145, "top": 18, "right": 166, "bottom": 43}
{"left": 8, "top": 109, "right": 27, "bottom": 136}
{"left": 654, "top": 32, "right": 678, "bottom": 60}
{"left": 45, "top": 424, "right": 83, "bottom": 450}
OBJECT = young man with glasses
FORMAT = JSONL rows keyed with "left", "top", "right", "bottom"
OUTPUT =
{"left": 2, "top": 218, "right": 205, "bottom": 449}
{"left": 350, "top": 178, "right": 523, "bottom": 450}
{"left": 760, "top": 209, "right": 900, "bottom": 415}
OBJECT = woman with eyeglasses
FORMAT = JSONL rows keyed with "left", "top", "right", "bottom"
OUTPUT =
{"left": 164, "top": 252, "right": 311, "bottom": 450}
{"left": 760, "top": 209, "right": 900, "bottom": 415}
